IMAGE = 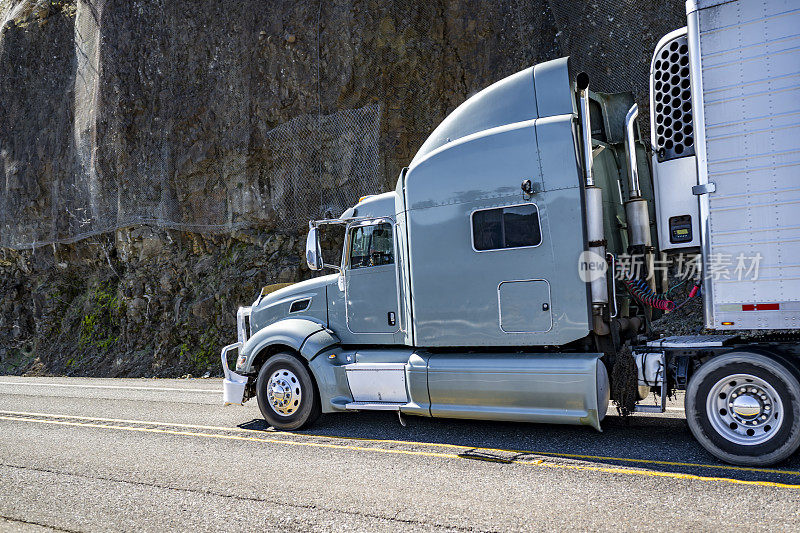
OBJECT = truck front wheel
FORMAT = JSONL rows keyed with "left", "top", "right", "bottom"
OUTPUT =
{"left": 686, "top": 351, "right": 800, "bottom": 466}
{"left": 256, "top": 353, "right": 321, "bottom": 430}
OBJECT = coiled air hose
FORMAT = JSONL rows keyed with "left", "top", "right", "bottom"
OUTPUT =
{"left": 623, "top": 278, "right": 701, "bottom": 312}
{"left": 622, "top": 278, "right": 676, "bottom": 311}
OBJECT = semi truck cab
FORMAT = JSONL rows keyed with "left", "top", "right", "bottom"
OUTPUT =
{"left": 224, "top": 56, "right": 612, "bottom": 427}
{"left": 222, "top": 0, "right": 800, "bottom": 467}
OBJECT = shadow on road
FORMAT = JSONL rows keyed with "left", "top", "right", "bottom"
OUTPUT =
{"left": 238, "top": 411, "right": 800, "bottom": 486}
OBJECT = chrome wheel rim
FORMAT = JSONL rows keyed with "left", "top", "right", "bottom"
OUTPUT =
{"left": 266, "top": 369, "right": 302, "bottom": 417}
{"left": 706, "top": 373, "right": 783, "bottom": 446}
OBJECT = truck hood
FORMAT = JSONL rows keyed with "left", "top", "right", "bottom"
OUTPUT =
{"left": 249, "top": 274, "right": 338, "bottom": 332}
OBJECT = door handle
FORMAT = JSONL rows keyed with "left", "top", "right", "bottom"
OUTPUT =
{"left": 387, "top": 312, "right": 396, "bottom": 326}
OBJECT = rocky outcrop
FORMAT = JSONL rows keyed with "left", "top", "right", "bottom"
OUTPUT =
{"left": 0, "top": 0, "right": 685, "bottom": 376}
{"left": 0, "top": 228, "right": 304, "bottom": 376}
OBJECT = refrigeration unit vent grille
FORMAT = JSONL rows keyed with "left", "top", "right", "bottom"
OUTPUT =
{"left": 652, "top": 34, "right": 695, "bottom": 162}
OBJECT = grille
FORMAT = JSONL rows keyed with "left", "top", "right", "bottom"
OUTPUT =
{"left": 651, "top": 34, "right": 695, "bottom": 162}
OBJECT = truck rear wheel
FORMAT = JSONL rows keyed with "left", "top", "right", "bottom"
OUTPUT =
{"left": 686, "top": 351, "right": 800, "bottom": 466}
{"left": 256, "top": 353, "right": 321, "bottom": 430}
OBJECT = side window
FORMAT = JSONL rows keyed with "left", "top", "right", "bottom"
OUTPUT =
{"left": 349, "top": 222, "right": 394, "bottom": 269}
{"left": 472, "top": 204, "right": 541, "bottom": 251}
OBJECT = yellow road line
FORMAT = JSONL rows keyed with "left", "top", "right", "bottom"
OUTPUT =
{"left": 0, "top": 410, "right": 281, "bottom": 436}
{"left": 0, "top": 381, "right": 218, "bottom": 393}
{"left": 461, "top": 448, "right": 800, "bottom": 477}
{"left": 2, "top": 415, "right": 800, "bottom": 490}
{"left": 2, "top": 409, "right": 799, "bottom": 477}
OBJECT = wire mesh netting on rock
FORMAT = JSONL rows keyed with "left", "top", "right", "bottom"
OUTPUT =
{"left": 0, "top": 103, "right": 382, "bottom": 250}
{"left": 545, "top": 0, "right": 687, "bottom": 151}
{"left": 0, "top": 0, "right": 687, "bottom": 251}
{"left": 1, "top": 0, "right": 386, "bottom": 249}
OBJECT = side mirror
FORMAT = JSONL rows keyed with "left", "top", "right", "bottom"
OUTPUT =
{"left": 306, "top": 227, "right": 323, "bottom": 271}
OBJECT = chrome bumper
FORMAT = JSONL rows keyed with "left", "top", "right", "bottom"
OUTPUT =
{"left": 221, "top": 342, "right": 248, "bottom": 405}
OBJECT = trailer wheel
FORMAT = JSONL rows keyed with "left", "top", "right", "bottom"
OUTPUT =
{"left": 256, "top": 353, "right": 321, "bottom": 430}
{"left": 686, "top": 351, "right": 800, "bottom": 466}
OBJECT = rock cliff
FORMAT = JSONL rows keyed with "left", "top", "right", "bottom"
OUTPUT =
{"left": 0, "top": 0, "right": 684, "bottom": 376}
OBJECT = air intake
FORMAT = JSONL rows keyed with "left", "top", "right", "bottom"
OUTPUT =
{"left": 649, "top": 27, "right": 700, "bottom": 251}
{"left": 652, "top": 34, "right": 695, "bottom": 161}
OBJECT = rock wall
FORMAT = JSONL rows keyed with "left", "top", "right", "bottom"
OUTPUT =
{"left": 0, "top": 0, "right": 685, "bottom": 376}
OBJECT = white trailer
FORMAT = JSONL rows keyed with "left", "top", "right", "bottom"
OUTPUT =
{"left": 640, "top": 0, "right": 800, "bottom": 465}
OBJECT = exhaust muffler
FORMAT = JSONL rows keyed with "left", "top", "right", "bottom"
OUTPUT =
{"left": 577, "top": 73, "right": 609, "bottom": 335}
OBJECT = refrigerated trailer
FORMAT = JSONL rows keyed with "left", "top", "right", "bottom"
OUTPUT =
{"left": 221, "top": 0, "right": 800, "bottom": 466}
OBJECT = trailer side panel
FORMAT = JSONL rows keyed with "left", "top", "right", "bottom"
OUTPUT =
{"left": 691, "top": 0, "right": 800, "bottom": 329}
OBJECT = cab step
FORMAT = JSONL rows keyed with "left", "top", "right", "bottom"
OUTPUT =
{"left": 344, "top": 401, "right": 405, "bottom": 411}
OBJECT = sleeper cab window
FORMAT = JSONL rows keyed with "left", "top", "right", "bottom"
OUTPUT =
{"left": 349, "top": 222, "right": 394, "bottom": 269}
{"left": 472, "top": 204, "right": 542, "bottom": 251}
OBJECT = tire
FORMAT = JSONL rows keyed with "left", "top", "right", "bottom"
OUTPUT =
{"left": 256, "top": 353, "right": 321, "bottom": 430}
{"left": 685, "top": 351, "right": 800, "bottom": 466}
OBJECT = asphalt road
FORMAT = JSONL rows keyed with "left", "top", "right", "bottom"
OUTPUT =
{"left": 1, "top": 376, "right": 799, "bottom": 532}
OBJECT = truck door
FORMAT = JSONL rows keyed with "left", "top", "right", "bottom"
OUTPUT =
{"left": 345, "top": 220, "right": 400, "bottom": 335}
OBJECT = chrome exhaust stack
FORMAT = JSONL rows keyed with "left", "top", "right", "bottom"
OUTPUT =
{"left": 624, "top": 104, "right": 651, "bottom": 248}
{"left": 577, "top": 73, "right": 609, "bottom": 335}
{"left": 577, "top": 73, "right": 596, "bottom": 188}
{"left": 624, "top": 103, "right": 655, "bottom": 289}
{"left": 624, "top": 104, "right": 642, "bottom": 199}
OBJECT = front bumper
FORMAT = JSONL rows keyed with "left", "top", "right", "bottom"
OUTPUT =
{"left": 221, "top": 342, "right": 248, "bottom": 405}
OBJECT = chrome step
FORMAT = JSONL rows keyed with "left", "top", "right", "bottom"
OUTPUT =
{"left": 645, "top": 334, "right": 736, "bottom": 348}
{"left": 634, "top": 405, "right": 664, "bottom": 413}
{"left": 344, "top": 401, "right": 405, "bottom": 411}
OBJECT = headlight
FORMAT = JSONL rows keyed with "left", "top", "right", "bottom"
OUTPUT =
{"left": 235, "top": 353, "right": 248, "bottom": 372}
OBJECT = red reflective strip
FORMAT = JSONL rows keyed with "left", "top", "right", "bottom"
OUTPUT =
{"left": 741, "top": 303, "right": 780, "bottom": 311}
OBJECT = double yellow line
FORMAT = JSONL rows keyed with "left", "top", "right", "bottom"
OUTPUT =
{"left": 2, "top": 410, "right": 800, "bottom": 490}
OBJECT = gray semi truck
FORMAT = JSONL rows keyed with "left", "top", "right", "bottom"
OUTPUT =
{"left": 221, "top": 0, "right": 800, "bottom": 466}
